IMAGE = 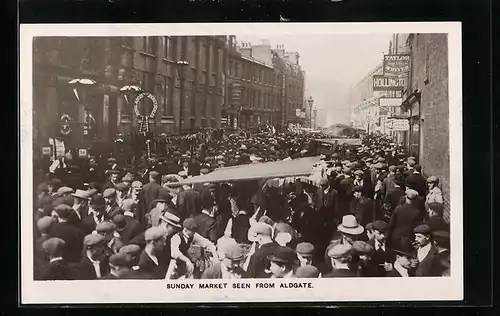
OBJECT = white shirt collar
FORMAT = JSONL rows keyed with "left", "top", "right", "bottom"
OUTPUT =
{"left": 49, "top": 257, "right": 63, "bottom": 263}
{"left": 87, "top": 252, "right": 100, "bottom": 265}
{"left": 145, "top": 246, "right": 159, "bottom": 266}
{"left": 417, "top": 243, "right": 432, "bottom": 262}
{"left": 375, "top": 239, "right": 386, "bottom": 251}
{"left": 202, "top": 209, "right": 214, "bottom": 217}
{"left": 123, "top": 211, "right": 134, "bottom": 218}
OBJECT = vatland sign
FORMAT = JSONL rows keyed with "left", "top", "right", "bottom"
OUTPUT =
{"left": 383, "top": 54, "right": 411, "bottom": 76}
{"left": 373, "top": 75, "right": 406, "bottom": 91}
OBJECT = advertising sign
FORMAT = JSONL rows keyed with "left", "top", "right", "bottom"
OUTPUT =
{"left": 373, "top": 75, "right": 406, "bottom": 91}
{"left": 379, "top": 97, "right": 403, "bottom": 107}
{"left": 383, "top": 54, "right": 411, "bottom": 76}
{"left": 386, "top": 118, "right": 409, "bottom": 131}
{"left": 42, "top": 147, "right": 52, "bottom": 156}
{"left": 78, "top": 149, "right": 88, "bottom": 158}
{"left": 295, "top": 109, "right": 301, "bottom": 117}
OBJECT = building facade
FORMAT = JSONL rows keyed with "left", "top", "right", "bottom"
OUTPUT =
{"left": 224, "top": 37, "right": 284, "bottom": 130}
{"left": 401, "top": 33, "right": 450, "bottom": 222}
{"left": 33, "top": 36, "right": 226, "bottom": 154}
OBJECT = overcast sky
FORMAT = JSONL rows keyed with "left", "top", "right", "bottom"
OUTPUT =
{"left": 237, "top": 34, "right": 393, "bottom": 125}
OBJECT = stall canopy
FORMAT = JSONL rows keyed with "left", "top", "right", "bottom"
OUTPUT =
{"left": 178, "top": 156, "right": 322, "bottom": 185}
{"left": 316, "top": 138, "right": 363, "bottom": 147}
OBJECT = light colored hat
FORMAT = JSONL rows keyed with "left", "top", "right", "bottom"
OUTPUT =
{"left": 144, "top": 226, "right": 167, "bottom": 241}
{"left": 131, "top": 181, "right": 143, "bottom": 189}
{"left": 159, "top": 211, "right": 181, "bottom": 228}
{"left": 327, "top": 243, "right": 353, "bottom": 259}
{"left": 121, "top": 199, "right": 138, "bottom": 211}
{"left": 405, "top": 189, "right": 419, "bottom": 200}
{"left": 337, "top": 215, "right": 364, "bottom": 235}
{"left": 71, "top": 189, "right": 90, "bottom": 199}
{"left": 57, "top": 186, "right": 74, "bottom": 196}
{"left": 102, "top": 188, "right": 116, "bottom": 198}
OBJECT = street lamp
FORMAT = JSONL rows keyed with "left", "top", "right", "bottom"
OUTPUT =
{"left": 307, "top": 96, "right": 314, "bottom": 129}
{"left": 176, "top": 59, "right": 189, "bottom": 133}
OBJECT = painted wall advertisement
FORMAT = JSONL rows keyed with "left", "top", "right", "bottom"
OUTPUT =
{"left": 383, "top": 54, "right": 412, "bottom": 76}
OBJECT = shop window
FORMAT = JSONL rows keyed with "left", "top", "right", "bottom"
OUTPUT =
{"left": 164, "top": 36, "right": 176, "bottom": 60}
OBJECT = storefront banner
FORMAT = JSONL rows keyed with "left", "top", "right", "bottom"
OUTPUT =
{"left": 383, "top": 54, "right": 412, "bottom": 76}
{"left": 386, "top": 119, "right": 410, "bottom": 131}
{"left": 373, "top": 75, "right": 406, "bottom": 91}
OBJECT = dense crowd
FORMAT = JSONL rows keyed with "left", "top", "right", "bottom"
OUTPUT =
{"left": 33, "top": 130, "right": 450, "bottom": 280}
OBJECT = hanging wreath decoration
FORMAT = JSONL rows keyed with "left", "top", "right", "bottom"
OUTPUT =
{"left": 134, "top": 92, "right": 158, "bottom": 119}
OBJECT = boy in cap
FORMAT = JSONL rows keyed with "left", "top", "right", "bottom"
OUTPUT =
{"left": 267, "top": 246, "right": 298, "bottom": 278}
{"left": 201, "top": 243, "right": 247, "bottom": 279}
{"left": 295, "top": 242, "right": 315, "bottom": 267}
{"left": 413, "top": 224, "right": 437, "bottom": 276}
{"left": 39, "top": 238, "right": 75, "bottom": 280}
{"left": 323, "top": 244, "right": 356, "bottom": 278}
{"left": 100, "top": 252, "right": 132, "bottom": 279}
{"left": 170, "top": 218, "right": 218, "bottom": 279}
{"left": 73, "top": 234, "right": 110, "bottom": 280}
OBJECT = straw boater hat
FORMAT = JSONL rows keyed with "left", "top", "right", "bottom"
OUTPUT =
{"left": 337, "top": 215, "right": 364, "bottom": 235}
{"left": 72, "top": 189, "right": 91, "bottom": 199}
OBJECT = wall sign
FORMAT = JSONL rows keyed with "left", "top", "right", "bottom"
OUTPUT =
{"left": 373, "top": 75, "right": 406, "bottom": 91}
{"left": 78, "top": 149, "right": 88, "bottom": 158}
{"left": 383, "top": 54, "right": 412, "bottom": 76}
{"left": 42, "top": 147, "right": 52, "bottom": 156}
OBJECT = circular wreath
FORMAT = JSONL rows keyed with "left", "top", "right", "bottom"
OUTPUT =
{"left": 134, "top": 92, "right": 158, "bottom": 119}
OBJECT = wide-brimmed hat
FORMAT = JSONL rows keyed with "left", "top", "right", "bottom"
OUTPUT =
{"left": 72, "top": 189, "right": 90, "bottom": 199}
{"left": 337, "top": 215, "right": 364, "bottom": 235}
{"left": 159, "top": 211, "right": 181, "bottom": 228}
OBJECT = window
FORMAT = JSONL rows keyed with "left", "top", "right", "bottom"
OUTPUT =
{"left": 228, "top": 61, "right": 233, "bottom": 77}
{"left": 143, "top": 37, "right": 158, "bottom": 55}
{"left": 164, "top": 36, "right": 176, "bottom": 60}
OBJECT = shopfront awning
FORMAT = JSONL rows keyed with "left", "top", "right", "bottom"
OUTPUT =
{"left": 316, "top": 138, "right": 363, "bottom": 146}
{"left": 178, "top": 156, "right": 322, "bottom": 185}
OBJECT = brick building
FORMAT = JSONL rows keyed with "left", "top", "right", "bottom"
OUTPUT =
{"left": 401, "top": 33, "right": 450, "bottom": 221}
{"left": 225, "top": 37, "right": 284, "bottom": 129}
{"left": 33, "top": 36, "right": 226, "bottom": 154}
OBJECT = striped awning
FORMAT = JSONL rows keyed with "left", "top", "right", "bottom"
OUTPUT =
{"left": 178, "top": 156, "right": 322, "bottom": 185}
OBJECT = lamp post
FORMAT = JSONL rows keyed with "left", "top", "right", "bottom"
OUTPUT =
{"left": 176, "top": 60, "right": 189, "bottom": 133}
{"left": 307, "top": 96, "right": 314, "bottom": 129}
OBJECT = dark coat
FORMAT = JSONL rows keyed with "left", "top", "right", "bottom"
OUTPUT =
{"left": 72, "top": 256, "right": 110, "bottom": 280}
{"left": 362, "top": 169, "right": 374, "bottom": 198}
{"left": 142, "top": 181, "right": 161, "bottom": 209}
{"left": 428, "top": 250, "right": 450, "bottom": 276}
{"left": 415, "top": 244, "right": 438, "bottom": 277}
{"left": 105, "top": 203, "right": 123, "bottom": 219}
{"left": 314, "top": 187, "right": 339, "bottom": 219}
{"left": 80, "top": 212, "right": 110, "bottom": 235}
{"left": 405, "top": 173, "right": 427, "bottom": 197}
{"left": 425, "top": 216, "right": 450, "bottom": 232}
{"left": 387, "top": 203, "right": 423, "bottom": 247}
{"left": 177, "top": 189, "right": 202, "bottom": 218}
{"left": 50, "top": 222, "right": 85, "bottom": 263}
{"left": 323, "top": 268, "right": 357, "bottom": 278}
{"left": 38, "top": 259, "right": 76, "bottom": 280}
{"left": 367, "top": 239, "right": 396, "bottom": 277}
{"left": 194, "top": 212, "right": 217, "bottom": 243}
{"left": 138, "top": 250, "right": 170, "bottom": 279}
{"left": 118, "top": 215, "right": 143, "bottom": 244}
{"left": 348, "top": 196, "right": 373, "bottom": 227}
{"left": 245, "top": 242, "right": 280, "bottom": 278}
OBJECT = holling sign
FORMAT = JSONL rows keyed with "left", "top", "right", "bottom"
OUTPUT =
{"left": 383, "top": 54, "right": 412, "bottom": 77}
{"left": 372, "top": 75, "right": 406, "bottom": 91}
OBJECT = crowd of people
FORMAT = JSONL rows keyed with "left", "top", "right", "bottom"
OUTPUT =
{"left": 33, "top": 129, "right": 450, "bottom": 281}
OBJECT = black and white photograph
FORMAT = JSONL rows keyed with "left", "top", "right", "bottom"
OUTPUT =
{"left": 20, "top": 23, "right": 463, "bottom": 303}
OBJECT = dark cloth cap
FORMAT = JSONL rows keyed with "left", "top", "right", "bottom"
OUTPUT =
{"left": 90, "top": 194, "right": 105, "bottom": 208}
{"left": 352, "top": 185, "right": 364, "bottom": 193}
{"left": 267, "top": 246, "right": 297, "bottom": 264}
{"left": 42, "top": 237, "right": 66, "bottom": 255}
{"left": 296, "top": 242, "right": 315, "bottom": 256}
{"left": 113, "top": 214, "right": 127, "bottom": 231}
{"left": 352, "top": 240, "right": 374, "bottom": 255}
{"left": 294, "top": 265, "right": 320, "bottom": 278}
{"left": 115, "top": 183, "right": 129, "bottom": 191}
{"left": 183, "top": 218, "right": 198, "bottom": 231}
{"left": 372, "top": 220, "right": 388, "bottom": 232}
{"left": 414, "top": 224, "right": 432, "bottom": 235}
{"left": 109, "top": 252, "right": 130, "bottom": 267}
{"left": 54, "top": 204, "right": 73, "bottom": 219}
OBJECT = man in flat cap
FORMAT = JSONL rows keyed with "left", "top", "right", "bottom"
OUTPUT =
{"left": 73, "top": 234, "right": 110, "bottom": 280}
{"left": 367, "top": 220, "right": 395, "bottom": 276}
{"left": 428, "top": 230, "right": 450, "bottom": 276}
{"left": 50, "top": 204, "right": 86, "bottom": 263}
{"left": 81, "top": 194, "right": 108, "bottom": 235}
{"left": 294, "top": 265, "right": 320, "bottom": 278}
{"left": 68, "top": 189, "right": 91, "bottom": 227}
{"left": 129, "top": 181, "right": 147, "bottom": 226}
{"left": 176, "top": 181, "right": 202, "bottom": 220}
{"left": 425, "top": 175, "right": 443, "bottom": 207}
{"left": 267, "top": 246, "right": 298, "bottom": 279}
{"left": 245, "top": 222, "right": 280, "bottom": 278}
{"left": 95, "top": 221, "right": 123, "bottom": 255}
{"left": 34, "top": 216, "right": 58, "bottom": 279}
{"left": 39, "top": 238, "right": 75, "bottom": 280}
{"left": 100, "top": 252, "right": 132, "bottom": 279}
{"left": 103, "top": 188, "right": 122, "bottom": 219}
{"left": 351, "top": 240, "right": 376, "bottom": 277}
{"left": 295, "top": 242, "right": 315, "bottom": 268}
{"left": 142, "top": 171, "right": 162, "bottom": 211}
{"left": 382, "top": 165, "right": 398, "bottom": 199}
{"left": 118, "top": 244, "right": 153, "bottom": 279}
{"left": 138, "top": 226, "right": 170, "bottom": 279}
{"left": 387, "top": 189, "right": 423, "bottom": 248}
{"left": 413, "top": 224, "right": 437, "bottom": 276}
{"left": 201, "top": 243, "right": 247, "bottom": 279}
{"left": 147, "top": 187, "right": 174, "bottom": 228}
{"left": 103, "top": 169, "right": 120, "bottom": 192}
{"left": 323, "top": 243, "right": 356, "bottom": 278}
{"left": 349, "top": 185, "right": 373, "bottom": 228}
